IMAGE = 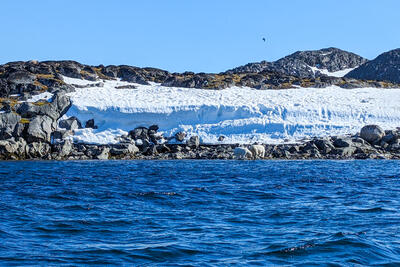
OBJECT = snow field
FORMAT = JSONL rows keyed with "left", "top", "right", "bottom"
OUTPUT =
{"left": 58, "top": 77, "right": 400, "bottom": 144}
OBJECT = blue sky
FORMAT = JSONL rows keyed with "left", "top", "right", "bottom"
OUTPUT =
{"left": 2, "top": 0, "right": 399, "bottom": 72}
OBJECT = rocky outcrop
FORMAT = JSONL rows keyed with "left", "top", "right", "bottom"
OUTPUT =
{"left": 0, "top": 138, "right": 26, "bottom": 160}
{"left": 0, "top": 112, "right": 23, "bottom": 139}
{"left": 16, "top": 93, "right": 71, "bottom": 121}
{"left": 0, "top": 49, "right": 395, "bottom": 101}
{"left": 346, "top": 48, "right": 400, "bottom": 84}
{"left": 25, "top": 115, "right": 55, "bottom": 143}
{"left": 59, "top": 116, "right": 82, "bottom": 131}
{"left": 226, "top": 47, "right": 368, "bottom": 78}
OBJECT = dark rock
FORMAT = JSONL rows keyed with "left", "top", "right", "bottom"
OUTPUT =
{"left": 129, "top": 127, "right": 148, "bottom": 140}
{"left": 346, "top": 48, "right": 400, "bottom": 84}
{"left": 52, "top": 129, "right": 73, "bottom": 141}
{"left": 333, "top": 138, "right": 352, "bottom": 148}
{"left": 288, "top": 145, "right": 300, "bottom": 154}
{"left": 157, "top": 144, "right": 171, "bottom": 153}
{"left": 115, "top": 84, "right": 136, "bottom": 89}
{"left": 26, "top": 142, "right": 51, "bottom": 159}
{"left": 301, "top": 142, "right": 319, "bottom": 152}
{"left": 149, "top": 124, "right": 159, "bottom": 132}
{"left": 56, "top": 61, "right": 83, "bottom": 79}
{"left": 85, "top": 119, "right": 98, "bottom": 129}
{"left": 314, "top": 138, "right": 334, "bottom": 151}
{"left": 382, "top": 130, "right": 398, "bottom": 144}
{"left": 7, "top": 70, "right": 36, "bottom": 84}
{"left": 117, "top": 66, "right": 149, "bottom": 84}
{"left": 187, "top": 136, "right": 200, "bottom": 148}
{"left": 110, "top": 143, "right": 139, "bottom": 155}
{"left": 0, "top": 138, "right": 26, "bottom": 159}
{"left": 0, "top": 112, "right": 22, "bottom": 139}
{"left": 175, "top": 131, "right": 186, "bottom": 142}
{"left": 59, "top": 116, "right": 82, "bottom": 131}
{"left": 360, "top": 125, "right": 385, "bottom": 143}
{"left": 52, "top": 140, "right": 73, "bottom": 158}
{"left": 144, "top": 144, "right": 158, "bottom": 155}
{"left": 15, "top": 93, "right": 71, "bottom": 121}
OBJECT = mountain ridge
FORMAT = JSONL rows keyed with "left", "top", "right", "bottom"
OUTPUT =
{"left": 225, "top": 47, "right": 368, "bottom": 77}
{"left": 1, "top": 47, "right": 400, "bottom": 100}
{"left": 345, "top": 48, "right": 400, "bottom": 83}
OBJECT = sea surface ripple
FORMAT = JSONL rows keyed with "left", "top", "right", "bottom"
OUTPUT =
{"left": 1, "top": 160, "right": 400, "bottom": 265}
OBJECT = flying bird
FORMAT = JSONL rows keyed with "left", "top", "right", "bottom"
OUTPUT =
{"left": 262, "top": 37, "right": 266, "bottom": 42}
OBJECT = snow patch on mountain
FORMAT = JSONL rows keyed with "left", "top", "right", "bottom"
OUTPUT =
{"left": 310, "top": 66, "right": 355, "bottom": 77}
{"left": 62, "top": 77, "right": 400, "bottom": 144}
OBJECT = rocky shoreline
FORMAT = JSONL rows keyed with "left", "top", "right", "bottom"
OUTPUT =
{"left": 1, "top": 123, "right": 399, "bottom": 160}
{"left": 1, "top": 48, "right": 400, "bottom": 161}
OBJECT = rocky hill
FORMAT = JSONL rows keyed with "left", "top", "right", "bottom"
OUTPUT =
{"left": 226, "top": 47, "right": 368, "bottom": 78}
{"left": 0, "top": 56, "right": 396, "bottom": 102}
{"left": 345, "top": 48, "right": 400, "bottom": 83}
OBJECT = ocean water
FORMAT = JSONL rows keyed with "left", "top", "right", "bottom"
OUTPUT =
{"left": 1, "top": 160, "right": 400, "bottom": 266}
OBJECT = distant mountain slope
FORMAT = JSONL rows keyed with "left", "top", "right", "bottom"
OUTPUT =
{"left": 226, "top": 47, "right": 368, "bottom": 78}
{"left": 345, "top": 49, "right": 400, "bottom": 83}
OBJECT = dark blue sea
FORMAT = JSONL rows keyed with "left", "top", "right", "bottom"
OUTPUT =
{"left": 1, "top": 160, "right": 400, "bottom": 266}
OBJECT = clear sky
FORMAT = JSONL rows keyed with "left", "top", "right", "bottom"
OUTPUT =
{"left": 2, "top": 0, "right": 399, "bottom": 73}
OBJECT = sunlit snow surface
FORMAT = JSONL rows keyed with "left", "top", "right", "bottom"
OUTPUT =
{"left": 26, "top": 92, "right": 54, "bottom": 103}
{"left": 310, "top": 66, "right": 355, "bottom": 77}
{"left": 62, "top": 77, "right": 400, "bottom": 144}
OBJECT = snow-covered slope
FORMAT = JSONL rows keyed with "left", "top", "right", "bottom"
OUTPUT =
{"left": 62, "top": 77, "right": 400, "bottom": 144}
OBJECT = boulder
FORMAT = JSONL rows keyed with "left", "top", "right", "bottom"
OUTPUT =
{"left": 85, "top": 119, "right": 98, "bottom": 129}
{"left": 360, "top": 125, "right": 385, "bottom": 143}
{"left": 59, "top": 116, "right": 82, "bottom": 131}
{"left": 25, "top": 115, "right": 55, "bottom": 143}
{"left": 16, "top": 101, "right": 57, "bottom": 120}
{"left": 313, "top": 138, "right": 334, "bottom": 151}
{"left": 16, "top": 93, "right": 71, "bottom": 121}
{"left": 0, "top": 112, "right": 22, "bottom": 139}
{"left": 333, "top": 138, "right": 353, "bottom": 148}
{"left": 128, "top": 127, "right": 148, "bottom": 140}
{"left": 187, "top": 136, "right": 200, "bottom": 148}
{"left": 56, "top": 61, "right": 82, "bottom": 79}
{"left": 175, "top": 131, "right": 186, "bottom": 142}
{"left": 110, "top": 143, "right": 139, "bottom": 155}
{"left": 53, "top": 93, "right": 72, "bottom": 117}
{"left": 95, "top": 147, "right": 110, "bottom": 160}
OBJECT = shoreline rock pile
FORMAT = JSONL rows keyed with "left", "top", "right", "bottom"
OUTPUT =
{"left": 1, "top": 123, "right": 400, "bottom": 160}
